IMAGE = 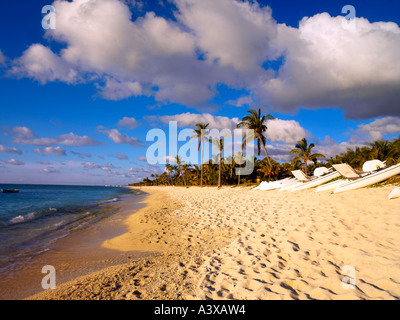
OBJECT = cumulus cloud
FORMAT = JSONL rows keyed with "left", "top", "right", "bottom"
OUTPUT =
{"left": 70, "top": 151, "right": 92, "bottom": 159}
{"left": 226, "top": 95, "right": 254, "bottom": 108}
{"left": 175, "top": 0, "right": 277, "bottom": 71}
{"left": 0, "top": 144, "right": 22, "bottom": 155}
{"left": 8, "top": 0, "right": 400, "bottom": 119}
{"left": 41, "top": 166, "right": 60, "bottom": 173}
{"left": 118, "top": 117, "right": 140, "bottom": 129}
{"left": 10, "top": 43, "right": 78, "bottom": 84}
{"left": 11, "top": 126, "right": 101, "bottom": 147}
{"left": 116, "top": 153, "right": 128, "bottom": 160}
{"left": 12, "top": 126, "right": 57, "bottom": 146}
{"left": 2, "top": 158, "right": 24, "bottom": 166}
{"left": 100, "top": 128, "right": 143, "bottom": 146}
{"left": 257, "top": 13, "right": 400, "bottom": 119}
{"left": 33, "top": 146, "right": 67, "bottom": 156}
{"left": 352, "top": 116, "right": 400, "bottom": 141}
{"left": 82, "top": 162, "right": 101, "bottom": 169}
{"left": 97, "top": 77, "right": 143, "bottom": 100}
{"left": 152, "top": 112, "right": 239, "bottom": 130}
{"left": 58, "top": 132, "right": 102, "bottom": 146}
{"left": 265, "top": 119, "right": 311, "bottom": 144}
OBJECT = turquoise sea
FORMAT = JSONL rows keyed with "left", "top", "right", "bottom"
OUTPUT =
{"left": 0, "top": 184, "right": 140, "bottom": 277}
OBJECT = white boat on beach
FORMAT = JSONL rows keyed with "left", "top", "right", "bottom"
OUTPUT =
{"left": 388, "top": 187, "right": 400, "bottom": 200}
{"left": 316, "top": 160, "right": 386, "bottom": 193}
{"left": 280, "top": 167, "right": 332, "bottom": 192}
{"left": 290, "top": 170, "right": 340, "bottom": 191}
{"left": 334, "top": 163, "right": 400, "bottom": 194}
{"left": 252, "top": 178, "right": 297, "bottom": 191}
{"left": 260, "top": 178, "right": 297, "bottom": 191}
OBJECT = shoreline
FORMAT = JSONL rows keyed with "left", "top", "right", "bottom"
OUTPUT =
{"left": 0, "top": 190, "right": 150, "bottom": 300}
{"left": 26, "top": 184, "right": 400, "bottom": 300}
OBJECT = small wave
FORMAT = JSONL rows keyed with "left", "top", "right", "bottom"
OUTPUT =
{"left": 7, "top": 211, "right": 37, "bottom": 226}
{"left": 101, "top": 197, "right": 119, "bottom": 204}
{"left": 8, "top": 215, "right": 25, "bottom": 225}
{"left": 6, "top": 207, "right": 58, "bottom": 226}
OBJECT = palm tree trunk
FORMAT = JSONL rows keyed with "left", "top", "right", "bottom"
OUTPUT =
{"left": 259, "top": 136, "right": 276, "bottom": 179}
{"left": 218, "top": 151, "right": 222, "bottom": 187}
{"left": 304, "top": 157, "right": 308, "bottom": 175}
{"left": 200, "top": 139, "right": 204, "bottom": 186}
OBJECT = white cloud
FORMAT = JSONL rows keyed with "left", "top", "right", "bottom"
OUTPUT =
{"left": 12, "top": 126, "right": 58, "bottom": 146}
{"left": 352, "top": 116, "right": 400, "bottom": 141}
{"left": 100, "top": 128, "right": 143, "bottom": 146}
{"left": 11, "top": 127, "right": 101, "bottom": 147}
{"left": 117, "top": 117, "right": 140, "bottom": 129}
{"left": 175, "top": 0, "right": 276, "bottom": 71}
{"left": 70, "top": 151, "right": 92, "bottom": 159}
{"left": 33, "top": 146, "right": 67, "bottom": 156}
{"left": 257, "top": 13, "right": 400, "bottom": 119}
{"left": 97, "top": 77, "right": 143, "bottom": 100}
{"left": 8, "top": 0, "right": 400, "bottom": 119}
{"left": 12, "top": 126, "right": 35, "bottom": 139}
{"left": 3, "top": 158, "right": 24, "bottom": 166}
{"left": 265, "top": 119, "right": 310, "bottom": 144}
{"left": 41, "top": 166, "right": 60, "bottom": 173}
{"left": 58, "top": 132, "right": 102, "bottom": 146}
{"left": 117, "top": 153, "right": 128, "bottom": 160}
{"left": 0, "top": 144, "right": 22, "bottom": 155}
{"left": 226, "top": 95, "right": 254, "bottom": 107}
{"left": 10, "top": 44, "right": 78, "bottom": 84}
{"left": 154, "top": 112, "right": 239, "bottom": 130}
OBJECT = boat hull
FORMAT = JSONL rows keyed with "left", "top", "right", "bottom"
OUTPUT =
{"left": 279, "top": 180, "right": 304, "bottom": 191}
{"left": 334, "top": 163, "right": 400, "bottom": 194}
{"left": 1, "top": 189, "right": 20, "bottom": 193}
{"left": 291, "top": 172, "right": 340, "bottom": 192}
{"left": 259, "top": 178, "right": 297, "bottom": 191}
{"left": 315, "top": 178, "right": 349, "bottom": 192}
{"left": 252, "top": 178, "right": 289, "bottom": 190}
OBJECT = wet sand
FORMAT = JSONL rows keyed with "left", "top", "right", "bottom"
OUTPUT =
{"left": 0, "top": 193, "right": 150, "bottom": 299}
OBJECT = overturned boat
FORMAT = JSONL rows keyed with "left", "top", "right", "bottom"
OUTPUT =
{"left": 334, "top": 162, "right": 400, "bottom": 194}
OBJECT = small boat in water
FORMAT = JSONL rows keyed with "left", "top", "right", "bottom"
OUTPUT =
{"left": 1, "top": 189, "right": 20, "bottom": 193}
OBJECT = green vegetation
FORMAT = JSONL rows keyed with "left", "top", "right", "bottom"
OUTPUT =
{"left": 131, "top": 109, "right": 400, "bottom": 187}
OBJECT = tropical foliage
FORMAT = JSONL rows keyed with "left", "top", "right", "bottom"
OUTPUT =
{"left": 131, "top": 109, "right": 400, "bottom": 187}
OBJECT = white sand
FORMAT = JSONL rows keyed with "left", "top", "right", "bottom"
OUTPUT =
{"left": 28, "top": 185, "right": 400, "bottom": 300}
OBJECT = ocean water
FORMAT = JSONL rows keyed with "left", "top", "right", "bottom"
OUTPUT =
{"left": 0, "top": 184, "right": 141, "bottom": 277}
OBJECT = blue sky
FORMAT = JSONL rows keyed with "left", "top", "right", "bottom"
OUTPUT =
{"left": 0, "top": 0, "right": 399, "bottom": 185}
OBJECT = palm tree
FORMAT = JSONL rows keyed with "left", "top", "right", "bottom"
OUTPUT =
{"left": 234, "top": 152, "right": 246, "bottom": 184}
{"left": 256, "top": 158, "right": 282, "bottom": 182}
{"left": 290, "top": 138, "right": 325, "bottom": 176}
{"left": 191, "top": 123, "right": 209, "bottom": 186}
{"left": 370, "top": 140, "right": 395, "bottom": 163}
{"left": 181, "top": 163, "right": 190, "bottom": 186}
{"left": 236, "top": 108, "right": 275, "bottom": 175}
{"left": 212, "top": 136, "right": 226, "bottom": 187}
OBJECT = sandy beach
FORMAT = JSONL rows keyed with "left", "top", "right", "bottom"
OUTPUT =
{"left": 27, "top": 184, "right": 400, "bottom": 300}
